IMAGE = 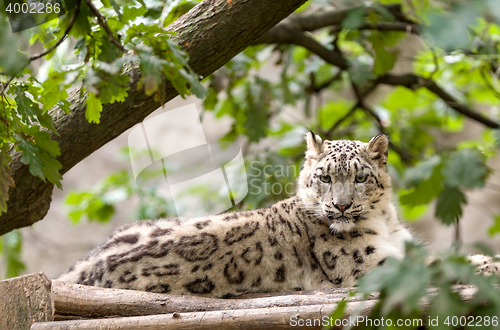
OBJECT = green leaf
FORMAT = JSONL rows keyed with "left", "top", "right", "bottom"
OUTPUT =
{"left": 400, "top": 165, "right": 444, "bottom": 206}
{"left": 85, "top": 93, "right": 103, "bottom": 124}
{"left": 28, "top": 127, "right": 61, "bottom": 158}
{"left": 14, "top": 87, "right": 40, "bottom": 123}
{"left": 442, "top": 148, "right": 488, "bottom": 189}
{"left": 1, "top": 231, "right": 26, "bottom": 278}
{"left": 347, "top": 60, "right": 375, "bottom": 85}
{"left": 488, "top": 214, "right": 500, "bottom": 236}
{"left": 40, "top": 72, "right": 69, "bottom": 112}
{"left": 98, "top": 72, "right": 130, "bottom": 104}
{"left": 381, "top": 86, "right": 417, "bottom": 112}
{"left": 243, "top": 78, "right": 270, "bottom": 142}
{"left": 37, "top": 112, "right": 58, "bottom": 134}
{"left": 318, "top": 100, "right": 354, "bottom": 131}
{"left": 38, "top": 152, "right": 63, "bottom": 188}
{"left": 65, "top": 191, "right": 115, "bottom": 223}
{"left": 16, "top": 134, "right": 46, "bottom": 180}
{"left": 324, "top": 297, "right": 348, "bottom": 330}
{"left": 137, "top": 52, "right": 166, "bottom": 95}
{"left": 435, "top": 187, "right": 467, "bottom": 225}
{"left": 0, "top": 26, "right": 29, "bottom": 75}
{"left": 358, "top": 242, "right": 430, "bottom": 316}
{"left": 369, "top": 33, "right": 399, "bottom": 75}
{"left": 122, "top": 5, "right": 148, "bottom": 23}
{"left": 403, "top": 155, "right": 441, "bottom": 186}
{"left": 342, "top": 7, "right": 366, "bottom": 30}
{"left": 180, "top": 69, "right": 207, "bottom": 99}
{"left": 401, "top": 204, "right": 429, "bottom": 221}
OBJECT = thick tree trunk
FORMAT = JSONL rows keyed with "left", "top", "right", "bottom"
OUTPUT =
{"left": 0, "top": 0, "right": 308, "bottom": 236}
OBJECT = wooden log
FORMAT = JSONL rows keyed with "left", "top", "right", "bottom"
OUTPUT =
{"left": 32, "top": 301, "right": 377, "bottom": 330}
{"left": 52, "top": 280, "right": 479, "bottom": 320}
{"left": 52, "top": 280, "right": 369, "bottom": 319}
{"left": 0, "top": 272, "right": 54, "bottom": 330}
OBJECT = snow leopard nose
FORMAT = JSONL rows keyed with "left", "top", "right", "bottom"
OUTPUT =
{"left": 334, "top": 203, "right": 352, "bottom": 213}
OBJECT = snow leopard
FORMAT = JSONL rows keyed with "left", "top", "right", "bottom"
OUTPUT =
{"left": 55, "top": 133, "right": 416, "bottom": 297}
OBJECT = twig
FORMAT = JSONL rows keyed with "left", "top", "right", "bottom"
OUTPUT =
{"left": 350, "top": 81, "right": 414, "bottom": 163}
{"left": 325, "top": 103, "right": 358, "bottom": 138}
{"left": 0, "top": 76, "right": 15, "bottom": 97}
{"left": 30, "top": 0, "right": 82, "bottom": 61}
{"left": 324, "top": 83, "right": 379, "bottom": 138}
{"left": 84, "top": 0, "right": 126, "bottom": 53}
{"left": 363, "top": 104, "right": 414, "bottom": 164}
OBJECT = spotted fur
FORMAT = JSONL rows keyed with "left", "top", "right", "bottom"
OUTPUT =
{"left": 58, "top": 133, "right": 413, "bottom": 297}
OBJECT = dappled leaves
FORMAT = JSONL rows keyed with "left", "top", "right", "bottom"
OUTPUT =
{"left": 399, "top": 147, "right": 490, "bottom": 226}
{"left": 357, "top": 242, "right": 500, "bottom": 329}
{"left": 1, "top": 231, "right": 25, "bottom": 279}
{"left": 64, "top": 168, "right": 173, "bottom": 223}
{"left": 0, "top": 0, "right": 206, "bottom": 216}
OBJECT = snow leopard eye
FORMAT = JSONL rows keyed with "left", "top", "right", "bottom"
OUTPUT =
{"left": 319, "top": 175, "right": 331, "bottom": 183}
{"left": 355, "top": 173, "right": 368, "bottom": 183}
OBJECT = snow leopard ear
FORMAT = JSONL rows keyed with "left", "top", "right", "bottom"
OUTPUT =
{"left": 306, "top": 131, "right": 323, "bottom": 159}
{"left": 367, "top": 134, "right": 389, "bottom": 165}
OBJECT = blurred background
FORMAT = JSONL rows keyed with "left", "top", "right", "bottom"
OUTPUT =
{"left": 2, "top": 0, "right": 500, "bottom": 279}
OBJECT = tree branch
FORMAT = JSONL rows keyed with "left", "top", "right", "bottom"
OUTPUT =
{"left": 0, "top": 0, "right": 308, "bottom": 235}
{"left": 287, "top": 4, "right": 415, "bottom": 33}
{"left": 377, "top": 74, "right": 500, "bottom": 129}
{"left": 255, "top": 6, "right": 500, "bottom": 131}
{"left": 255, "top": 28, "right": 349, "bottom": 70}
{"left": 349, "top": 82, "right": 414, "bottom": 163}
{"left": 324, "top": 83, "right": 379, "bottom": 138}
{"left": 331, "top": 21, "right": 420, "bottom": 34}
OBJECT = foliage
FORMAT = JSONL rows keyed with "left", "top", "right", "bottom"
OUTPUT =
{"left": 355, "top": 242, "right": 500, "bottom": 329}
{"left": 0, "top": 0, "right": 204, "bottom": 214}
{"left": 0, "top": 231, "right": 25, "bottom": 279}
